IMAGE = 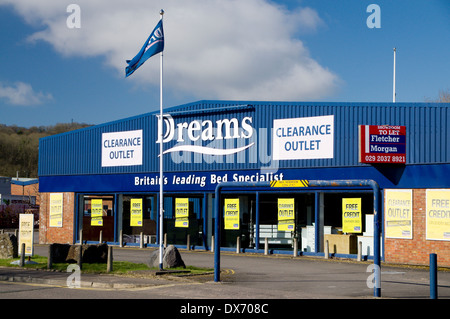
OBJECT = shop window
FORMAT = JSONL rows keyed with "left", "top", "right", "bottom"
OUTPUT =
{"left": 81, "top": 195, "right": 115, "bottom": 242}
{"left": 122, "top": 195, "right": 156, "bottom": 245}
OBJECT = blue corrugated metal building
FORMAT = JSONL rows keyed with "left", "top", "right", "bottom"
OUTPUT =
{"left": 38, "top": 100, "right": 450, "bottom": 265}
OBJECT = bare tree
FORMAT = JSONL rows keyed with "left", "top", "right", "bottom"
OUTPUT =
{"left": 426, "top": 89, "right": 450, "bottom": 103}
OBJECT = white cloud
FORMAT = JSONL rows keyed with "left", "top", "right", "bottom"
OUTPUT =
{"left": 1, "top": 0, "right": 339, "bottom": 101}
{"left": 0, "top": 82, "right": 53, "bottom": 106}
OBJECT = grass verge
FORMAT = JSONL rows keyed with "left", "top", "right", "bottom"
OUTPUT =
{"left": 0, "top": 255, "right": 213, "bottom": 276}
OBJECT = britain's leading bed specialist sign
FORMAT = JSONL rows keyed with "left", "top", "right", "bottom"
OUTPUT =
{"left": 102, "top": 130, "right": 143, "bottom": 167}
{"left": 272, "top": 115, "right": 334, "bottom": 160}
{"left": 358, "top": 125, "right": 406, "bottom": 164}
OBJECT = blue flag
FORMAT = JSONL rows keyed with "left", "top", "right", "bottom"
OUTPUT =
{"left": 126, "top": 19, "right": 164, "bottom": 77}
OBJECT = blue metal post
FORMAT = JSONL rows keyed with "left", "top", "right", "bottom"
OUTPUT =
{"left": 308, "top": 179, "right": 381, "bottom": 297}
{"left": 430, "top": 253, "right": 438, "bottom": 299}
{"left": 214, "top": 185, "right": 221, "bottom": 282}
{"left": 255, "top": 192, "right": 260, "bottom": 250}
{"left": 372, "top": 180, "right": 382, "bottom": 298}
{"left": 202, "top": 193, "right": 207, "bottom": 250}
{"left": 214, "top": 181, "right": 270, "bottom": 282}
{"left": 314, "top": 192, "right": 320, "bottom": 253}
{"left": 74, "top": 193, "right": 80, "bottom": 243}
{"left": 213, "top": 178, "right": 381, "bottom": 297}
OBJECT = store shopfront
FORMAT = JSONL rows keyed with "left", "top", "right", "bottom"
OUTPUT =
{"left": 39, "top": 100, "right": 450, "bottom": 267}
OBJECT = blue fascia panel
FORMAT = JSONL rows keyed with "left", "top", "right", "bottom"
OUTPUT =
{"left": 39, "top": 163, "right": 450, "bottom": 193}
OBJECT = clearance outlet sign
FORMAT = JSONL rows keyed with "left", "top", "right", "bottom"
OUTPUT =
{"left": 175, "top": 198, "right": 189, "bottom": 228}
{"left": 102, "top": 130, "right": 143, "bottom": 167}
{"left": 278, "top": 198, "right": 295, "bottom": 231}
{"left": 385, "top": 189, "right": 412, "bottom": 239}
{"left": 272, "top": 115, "right": 334, "bottom": 160}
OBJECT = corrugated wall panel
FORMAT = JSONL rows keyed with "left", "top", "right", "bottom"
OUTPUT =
{"left": 38, "top": 101, "right": 450, "bottom": 177}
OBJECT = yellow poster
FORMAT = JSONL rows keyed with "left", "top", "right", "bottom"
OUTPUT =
{"left": 49, "top": 193, "right": 63, "bottom": 227}
{"left": 426, "top": 189, "right": 450, "bottom": 241}
{"left": 175, "top": 198, "right": 189, "bottom": 228}
{"left": 224, "top": 198, "right": 240, "bottom": 230}
{"left": 130, "top": 198, "right": 143, "bottom": 226}
{"left": 278, "top": 198, "right": 295, "bottom": 231}
{"left": 342, "top": 198, "right": 362, "bottom": 233}
{"left": 385, "top": 189, "right": 412, "bottom": 239}
{"left": 19, "top": 214, "right": 34, "bottom": 256}
{"left": 91, "top": 199, "right": 103, "bottom": 226}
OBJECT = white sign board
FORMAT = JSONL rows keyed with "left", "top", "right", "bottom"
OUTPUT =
{"left": 19, "top": 214, "right": 34, "bottom": 256}
{"left": 102, "top": 130, "right": 143, "bottom": 167}
{"left": 272, "top": 115, "right": 334, "bottom": 160}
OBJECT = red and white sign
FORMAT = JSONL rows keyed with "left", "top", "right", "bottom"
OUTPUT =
{"left": 358, "top": 125, "right": 406, "bottom": 164}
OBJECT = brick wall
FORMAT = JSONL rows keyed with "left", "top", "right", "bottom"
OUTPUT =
{"left": 384, "top": 189, "right": 450, "bottom": 267}
{"left": 11, "top": 183, "right": 40, "bottom": 205}
{"left": 39, "top": 192, "right": 75, "bottom": 244}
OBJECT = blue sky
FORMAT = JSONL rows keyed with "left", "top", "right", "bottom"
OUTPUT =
{"left": 0, "top": 0, "right": 449, "bottom": 127}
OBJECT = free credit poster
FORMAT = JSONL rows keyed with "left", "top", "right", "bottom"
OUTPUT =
{"left": 175, "top": 198, "right": 189, "bottom": 228}
{"left": 19, "top": 214, "right": 34, "bottom": 256}
{"left": 130, "top": 198, "right": 143, "bottom": 227}
{"left": 342, "top": 198, "right": 362, "bottom": 233}
{"left": 278, "top": 198, "right": 295, "bottom": 231}
{"left": 385, "top": 189, "right": 412, "bottom": 239}
{"left": 426, "top": 189, "right": 450, "bottom": 241}
{"left": 91, "top": 199, "right": 103, "bottom": 226}
{"left": 49, "top": 193, "right": 63, "bottom": 227}
{"left": 224, "top": 198, "right": 239, "bottom": 230}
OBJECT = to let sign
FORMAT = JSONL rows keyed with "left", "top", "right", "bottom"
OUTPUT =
{"left": 358, "top": 125, "right": 406, "bottom": 164}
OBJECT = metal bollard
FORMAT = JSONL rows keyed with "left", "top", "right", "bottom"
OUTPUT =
{"left": 19, "top": 243, "right": 25, "bottom": 267}
{"left": 264, "top": 237, "right": 269, "bottom": 255}
{"left": 119, "top": 229, "right": 123, "bottom": 247}
{"left": 357, "top": 241, "right": 362, "bottom": 262}
{"left": 47, "top": 244, "right": 53, "bottom": 269}
{"left": 325, "top": 240, "right": 329, "bottom": 259}
{"left": 187, "top": 234, "right": 191, "bottom": 251}
{"left": 99, "top": 230, "right": 103, "bottom": 244}
{"left": 77, "top": 245, "right": 83, "bottom": 270}
{"left": 107, "top": 246, "right": 113, "bottom": 273}
{"left": 236, "top": 236, "right": 241, "bottom": 254}
{"left": 293, "top": 238, "right": 298, "bottom": 257}
{"left": 430, "top": 253, "right": 438, "bottom": 299}
{"left": 79, "top": 229, "right": 83, "bottom": 245}
{"left": 140, "top": 232, "right": 144, "bottom": 249}
{"left": 164, "top": 233, "right": 167, "bottom": 248}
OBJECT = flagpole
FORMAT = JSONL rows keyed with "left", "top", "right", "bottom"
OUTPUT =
{"left": 158, "top": 9, "right": 164, "bottom": 271}
{"left": 393, "top": 47, "right": 396, "bottom": 103}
